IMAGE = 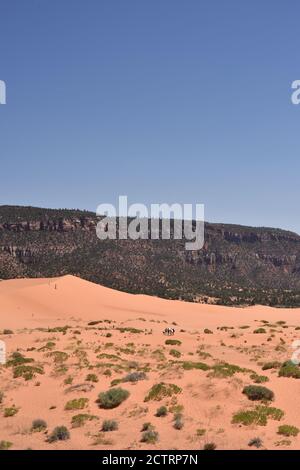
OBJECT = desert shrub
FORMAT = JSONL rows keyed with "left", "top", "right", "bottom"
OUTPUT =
{"left": 242, "top": 385, "right": 274, "bottom": 401}
{"left": 71, "top": 413, "right": 98, "bottom": 428}
{"left": 197, "top": 350, "right": 212, "bottom": 359}
{"left": 203, "top": 442, "right": 216, "bottom": 450}
{"left": 165, "top": 339, "right": 181, "bottom": 346}
{"left": 86, "top": 373, "right": 98, "bottom": 383}
{"left": 173, "top": 413, "right": 184, "bottom": 430}
{"left": 102, "top": 420, "right": 118, "bottom": 432}
{"left": 253, "top": 328, "right": 266, "bottom": 334}
{"left": 0, "top": 391, "right": 4, "bottom": 404}
{"left": 250, "top": 374, "right": 269, "bottom": 384}
{"left": 13, "top": 365, "right": 44, "bottom": 381}
{"left": 38, "top": 341, "right": 56, "bottom": 352}
{"left": 4, "top": 406, "right": 18, "bottom": 417}
{"left": 98, "top": 387, "right": 129, "bottom": 409}
{"left": 183, "top": 360, "right": 209, "bottom": 370}
{"left": 47, "top": 351, "right": 69, "bottom": 363}
{"left": 156, "top": 406, "right": 168, "bottom": 417}
{"left": 141, "top": 430, "right": 159, "bottom": 444}
{"left": 182, "top": 361, "right": 210, "bottom": 371}
{"left": 92, "top": 432, "right": 113, "bottom": 446}
{"left": 204, "top": 329, "right": 213, "bottom": 334}
{"left": 151, "top": 349, "right": 166, "bottom": 361}
{"left": 97, "top": 353, "right": 122, "bottom": 361}
{"left": 262, "top": 361, "right": 281, "bottom": 370}
{"left": 122, "top": 371, "right": 147, "bottom": 383}
{"left": 65, "top": 398, "right": 89, "bottom": 410}
{"left": 196, "top": 428, "right": 206, "bottom": 436}
{"left": 232, "top": 405, "right": 284, "bottom": 426}
{"left": 110, "top": 378, "right": 122, "bottom": 387}
{"left": 47, "top": 325, "right": 69, "bottom": 334}
{"left": 277, "top": 425, "right": 299, "bottom": 437}
{"left": 169, "top": 349, "right": 181, "bottom": 358}
{"left": 248, "top": 437, "right": 263, "bottom": 448}
{"left": 118, "top": 327, "right": 143, "bottom": 334}
{"left": 144, "top": 383, "right": 181, "bottom": 402}
{"left": 210, "top": 362, "right": 250, "bottom": 378}
{"left": 65, "top": 383, "right": 94, "bottom": 393}
{"left": 0, "top": 440, "right": 12, "bottom": 450}
{"left": 275, "top": 439, "right": 292, "bottom": 446}
{"left": 6, "top": 352, "right": 34, "bottom": 367}
{"left": 3, "top": 329, "right": 13, "bottom": 335}
{"left": 278, "top": 361, "right": 300, "bottom": 379}
{"left": 48, "top": 426, "right": 70, "bottom": 442}
{"left": 31, "top": 419, "right": 47, "bottom": 432}
{"left": 141, "top": 422, "right": 154, "bottom": 432}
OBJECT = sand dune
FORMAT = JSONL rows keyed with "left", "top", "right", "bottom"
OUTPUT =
{"left": 1, "top": 274, "right": 300, "bottom": 329}
{"left": 1, "top": 275, "right": 300, "bottom": 450}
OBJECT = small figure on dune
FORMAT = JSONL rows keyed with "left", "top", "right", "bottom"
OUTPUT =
{"left": 163, "top": 327, "right": 175, "bottom": 336}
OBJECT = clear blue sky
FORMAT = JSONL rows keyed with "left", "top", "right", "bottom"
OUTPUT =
{"left": 1, "top": 1, "right": 300, "bottom": 232}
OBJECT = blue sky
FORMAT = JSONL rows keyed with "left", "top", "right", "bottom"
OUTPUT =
{"left": 1, "top": 0, "right": 300, "bottom": 232}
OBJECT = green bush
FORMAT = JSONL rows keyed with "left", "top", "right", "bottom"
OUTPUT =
{"left": 48, "top": 426, "right": 70, "bottom": 442}
{"left": 47, "top": 351, "right": 69, "bottom": 363}
{"left": 13, "top": 365, "right": 44, "bottom": 381}
{"left": 31, "top": 419, "right": 47, "bottom": 432}
{"left": 243, "top": 385, "right": 274, "bottom": 401}
{"left": 64, "top": 376, "right": 73, "bottom": 385}
{"left": 203, "top": 442, "right": 216, "bottom": 450}
{"left": 173, "top": 413, "right": 184, "bottom": 430}
{"left": 165, "top": 339, "right": 181, "bottom": 346}
{"left": 232, "top": 405, "right": 284, "bottom": 426}
{"left": 4, "top": 406, "right": 18, "bottom": 417}
{"left": 0, "top": 440, "right": 12, "bottom": 450}
{"left": 156, "top": 406, "right": 168, "bottom": 417}
{"left": 144, "top": 383, "right": 181, "bottom": 402}
{"left": 71, "top": 414, "right": 98, "bottom": 428}
{"left": 182, "top": 361, "right": 210, "bottom": 371}
{"left": 210, "top": 362, "right": 249, "bottom": 378}
{"left": 262, "top": 361, "right": 281, "bottom": 370}
{"left": 278, "top": 361, "right": 300, "bottom": 379}
{"left": 253, "top": 328, "right": 266, "bottom": 334}
{"left": 278, "top": 425, "right": 299, "bottom": 437}
{"left": 122, "top": 372, "right": 146, "bottom": 383}
{"left": 98, "top": 387, "right": 129, "bottom": 409}
{"left": 141, "top": 430, "right": 159, "bottom": 444}
{"left": 86, "top": 373, "right": 98, "bottom": 383}
{"left": 65, "top": 398, "right": 89, "bottom": 410}
{"left": 250, "top": 374, "right": 269, "bottom": 384}
{"left": 102, "top": 420, "right": 118, "bottom": 432}
{"left": 169, "top": 349, "right": 181, "bottom": 358}
{"left": 141, "top": 422, "right": 154, "bottom": 432}
{"left": 6, "top": 352, "right": 34, "bottom": 367}
{"left": 204, "top": 329, "right": 213, "bottom": 334}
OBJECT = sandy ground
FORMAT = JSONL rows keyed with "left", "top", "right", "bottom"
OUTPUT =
{"left": 1, "top": 275, "right": 300, "bottom": 450}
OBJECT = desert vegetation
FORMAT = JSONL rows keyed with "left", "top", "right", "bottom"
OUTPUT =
{"left": 1, "top": 273, "right": 300, "bottom": 450}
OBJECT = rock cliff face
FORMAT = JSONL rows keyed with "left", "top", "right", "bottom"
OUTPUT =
{"left": 1, "top": 205, "right": 300, "bottom": 306}
{"left": 0, "top": 217, "right": 96, "bottom": 232}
